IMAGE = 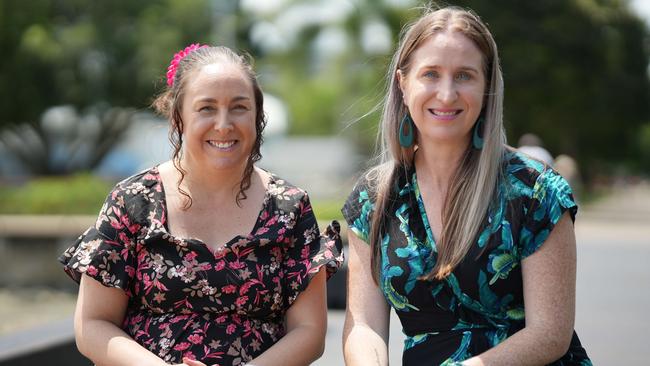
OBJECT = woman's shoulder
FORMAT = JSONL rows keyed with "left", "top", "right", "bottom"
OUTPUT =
{"left": 112, "top": 165, "right": 161, "bottom": 193}
{"left": 260, "top": 168, "right": 311, "bottom": 206}
{"left": 504, "top": 149, "right": 552, "bottom": 181}
{"left": 503, "top": 149, "right": 571, "bottom": 199}
{"left": 106, "top": 165, "right": 164, "bottom": 212}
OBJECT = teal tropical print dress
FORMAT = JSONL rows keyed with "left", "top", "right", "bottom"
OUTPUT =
{"left": 342, "top": 151, "right": 591, "bottom": 365}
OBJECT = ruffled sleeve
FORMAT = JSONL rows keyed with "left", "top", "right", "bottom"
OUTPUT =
{"left": 341, "top": 176, "right": 375, "bottom": 243}
{"left": 519, "top": 167, "right": 578, "bottom": 259}
{"left": 283, "top": 193, "right": 344, "bottom": 306}
{"left": 58, "top": 184, "right": 140, "bottom": 296}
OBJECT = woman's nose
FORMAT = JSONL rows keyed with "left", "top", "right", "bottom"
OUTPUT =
{"left": 213, "top": 110, "right": 233, "bottom": 132}
{"left": 436, "top": 78, "right": 458, "bottom": 105}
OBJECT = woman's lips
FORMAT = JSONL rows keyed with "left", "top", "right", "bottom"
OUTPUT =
{"left": 206, "top": 140, "right": 237, "bottom": 150}
{"left": 428, "top": 109, "right": 462, "bottom": 121}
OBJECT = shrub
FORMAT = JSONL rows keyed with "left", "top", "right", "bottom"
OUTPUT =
{"left": 0, "top": 174, "right": 114, "bottom": 214}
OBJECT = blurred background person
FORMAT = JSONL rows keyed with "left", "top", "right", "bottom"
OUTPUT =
{"left": 517, "top": 133, "right": 554, "bottom": 166}
{"left": 555, "top": 154, "right": 583, "bottom": 202}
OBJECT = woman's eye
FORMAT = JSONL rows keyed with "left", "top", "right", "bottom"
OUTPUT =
{"left": 423, "top": 70, "right": 438, "bottom": 79}
{"left": 456, "top": 72, "right": 471, "bottom": 81}
{"left": 199, "top": 106, "right": 214, "bottom": 112}
{"left": 233, "top": 105, "right": 249, "bottom": 112}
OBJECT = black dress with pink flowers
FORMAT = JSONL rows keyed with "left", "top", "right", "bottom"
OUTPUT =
{"left": 59, "top": 166, "right": 344, "bottom": 365}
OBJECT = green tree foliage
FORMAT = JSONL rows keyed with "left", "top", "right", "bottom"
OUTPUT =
{"left": 256, "top": 0, "right": 649, "bottom": 175}
{"left": 0, "top": 0, "right": 213, "bottom": 127}
{"left": 0, "top": 0, "right": 648, "bottom": 179}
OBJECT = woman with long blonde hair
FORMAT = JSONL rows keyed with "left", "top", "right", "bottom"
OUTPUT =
{"left": 342, "top": 6, "right": 591, "bottom": 365}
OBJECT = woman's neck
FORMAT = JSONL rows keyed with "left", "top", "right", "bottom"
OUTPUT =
{"left": 414, "top": 141, "right": 467, "bottom": 191}
{"left": 175, "top": 158, "right": 249, "bottom": 204}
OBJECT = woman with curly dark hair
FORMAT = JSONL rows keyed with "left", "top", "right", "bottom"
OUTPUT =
{"left": 60, "top": 44, "right": 343, "bottom": 366}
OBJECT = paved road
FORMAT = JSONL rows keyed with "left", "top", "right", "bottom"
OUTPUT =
{"left": 316, "top": 213, "right": 650, "bottom": 365}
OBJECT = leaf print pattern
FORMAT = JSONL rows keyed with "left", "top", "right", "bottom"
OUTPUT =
{"left": 60, "top": 166, "right": 344, "bottom": 365}
{"left": 342, "top": 151, "right": 591, "bottom": 365}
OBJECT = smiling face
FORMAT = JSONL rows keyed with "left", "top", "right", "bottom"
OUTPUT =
{"left": 180, "top": 62, "right": 256, "bottom": 173}
{"left": 398, "top": 30, "right": 486, "bottom": 149}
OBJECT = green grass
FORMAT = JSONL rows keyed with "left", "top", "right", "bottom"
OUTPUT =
{"left": 0, "top": 174, "right": 115, "bottom": 215}
{"left": 311, "top": 198, "right": 346, "bottom": 223}
{"left": 0, "top": 175, "right": 351, "bottom": 223}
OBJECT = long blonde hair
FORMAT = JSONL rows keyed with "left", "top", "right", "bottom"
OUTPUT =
{"left": 367, "top": 6, "right": 506, "bottom": 282}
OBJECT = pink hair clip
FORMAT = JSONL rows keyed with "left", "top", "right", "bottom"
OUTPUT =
{"left": 166, "top": 43, "right": 208, "bottom": 87}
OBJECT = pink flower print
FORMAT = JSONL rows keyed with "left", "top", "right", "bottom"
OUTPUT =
{"left": 254, "top": 227, "right": 270, "bottom": 236}
{"left": 107, "top": 251, "right": 120, "bottom": 263}
{"left": 199, "top": 262, "right": 212, "bottom": 271}
{"left": 86, "top": 265, "right": 98, "bottom": 276}
{"left": 235, "top": 296, "right": 249, "bottom": 306}
{"left": 119, "top": 212, "right": 137, "bottom": 233}
{"left": 184, "top": 251, "right": 198, "bottom": 261}
{"left": 109, "top": 216, "right": 122, "bottom": 230}
{"left": 118, "top": 232, "right": 132, "bottom": 246}
{"left": 229, "top": 261, "right": 245, "bottom": 270}
{"left": 270, "top": 247, "right": 282, "bottom": 258}
{"left": 187, "top": 334, "right": 204, "bottom": 345}
{"left": 239, "top": 281, "right": 254, "bottom": 295}
{"left": 170, "top": 314, "right": 190, "bottom": 324}
{"left": 124, "top": 265, "right": 135, "bottom": 278}
{"left": 265, "top": 216, "right": 278, "bottom": 226}
{"left": 221, "top": 285, "right": 237, "bottom": 294}
{"left": 214, "top": 260, "right": 226, "bottom": 271}
{"left": 286, "top": 258, "right": 296, "bottom": 267}
{"left": 143, "top": 173, "right": 157, "bottom": 181}
{"left": 153, "top": 292, "right": 166, "bottom": 303}
{"left": 216, "top": 315, "right": 228, "bottom": 324}
{"left": 226, "top": 324, "right": 237, "bottom": 335}
{"left": 127, "top": 222, "right": 141, "bottom": 235}
{"left": 173, "top": 342, "right": 191, "bottom": 351}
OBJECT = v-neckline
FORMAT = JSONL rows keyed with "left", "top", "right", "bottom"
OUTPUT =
{"left": 153, "top": 165, "right": 274, "bottom": 254}
{"left": 412, "top": 171, "right": 439, "bottom": 254}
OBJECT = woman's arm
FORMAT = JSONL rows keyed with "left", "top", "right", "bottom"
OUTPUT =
{"left": 343, "top": 230, "right": 391, "bottom": 366}
{"left": 462, "top": 212, "right": 577, "bottom": 366}
{"left": 246, "top": 268, "right": 328, "bottom": 366}
{"left": 75, "top": 274, "right": 184, "bottom": 366}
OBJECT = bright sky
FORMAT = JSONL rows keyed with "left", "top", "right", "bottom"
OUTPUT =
{"left": 630, "top": 0, "right": 650, "bottom": 23}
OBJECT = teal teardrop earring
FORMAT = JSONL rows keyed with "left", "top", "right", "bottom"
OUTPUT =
{"left": 472, "top": 117, "right": 485, "bottom": 150}
{"left": 399, "top": 113, "right": 415, "bottom": 148}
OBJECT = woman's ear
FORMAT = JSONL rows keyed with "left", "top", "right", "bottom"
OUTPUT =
{"left": 396, "top": 69, "right": 407, "bottom": 102}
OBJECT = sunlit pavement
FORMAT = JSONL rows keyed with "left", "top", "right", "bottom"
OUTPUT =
{"left": 316, "top": 207, "right": 650, "bottom": 365}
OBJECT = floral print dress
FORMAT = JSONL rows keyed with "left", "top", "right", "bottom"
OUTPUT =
{"left": 59, "top": 166, "right": 343, "bottom": 365}
{"left": 342, "top": 151, "right": 591, "bottom": 365}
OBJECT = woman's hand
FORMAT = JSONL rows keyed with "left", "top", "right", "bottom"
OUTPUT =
{"left": 342, "top": 229, "right": 390, "bottom": 366}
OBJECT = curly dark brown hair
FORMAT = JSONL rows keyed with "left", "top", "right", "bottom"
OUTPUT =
{"left": 152, "top": 46, "right": 267, "bottom": 209}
